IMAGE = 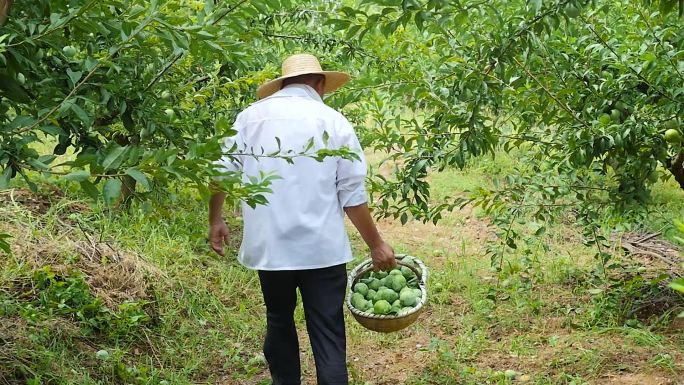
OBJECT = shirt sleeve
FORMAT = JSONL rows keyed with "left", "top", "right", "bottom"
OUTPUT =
{"left": 213, "top": 117, "right": 244, "bottom": 180}
{"left": 335, "top": 118, "right": 368, "bottom": 207}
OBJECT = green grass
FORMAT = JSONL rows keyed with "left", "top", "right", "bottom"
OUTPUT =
{"left": 1, "top": 189, "right": 267, "bottom": 384}
{"left": 1, "top": 151, "right": 683, "bottom": 384}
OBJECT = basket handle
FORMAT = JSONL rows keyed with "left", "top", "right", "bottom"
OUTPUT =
{"left": 350, "top": 255, "right": 424, "bottom": 286}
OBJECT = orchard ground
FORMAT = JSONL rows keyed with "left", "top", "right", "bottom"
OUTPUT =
{"left": 1, "top": 151, "right": 683, "bottom": 385}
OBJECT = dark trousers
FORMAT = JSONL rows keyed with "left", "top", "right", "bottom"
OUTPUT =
{"left": 258, "top": 263, "right": 348, "bottom": 385}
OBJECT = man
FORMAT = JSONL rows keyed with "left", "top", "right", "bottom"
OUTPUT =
{"left": 208, "top": 53, "right": 396, "bottom": 385}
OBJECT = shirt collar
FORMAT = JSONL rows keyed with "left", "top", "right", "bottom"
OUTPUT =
{"left": 272, "top": 84, "right": 323, "bottom": 103}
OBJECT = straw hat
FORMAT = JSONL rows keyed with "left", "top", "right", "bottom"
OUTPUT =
{"left": 256, "top": 53, "right": 351, "bottom": 99}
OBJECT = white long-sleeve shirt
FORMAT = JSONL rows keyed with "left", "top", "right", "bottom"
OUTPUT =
{"left": 215, "top": 84, "right": 368, "bottom": 270}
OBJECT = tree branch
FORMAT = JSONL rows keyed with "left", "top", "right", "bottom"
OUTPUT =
{"left": 6, "top": 0, "right": 99, "bottom": 47}
{"left": 143, "top": 0, "right": 249, "bottom": 93}
{"left": 15, "top": 15, "right": 157, "bottom": 135}
{"left": 512, "top": 57, "right": 591, "bottom": 129}
{"left": 581, "top": 13, "right": 680, "bottom": 104}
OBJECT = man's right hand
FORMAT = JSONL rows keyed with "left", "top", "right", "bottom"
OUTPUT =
{"left": 370, "top": 241, "right": 396, "bottom": 271}
{"left": 208, "top": 221, "right": 230, "bottom": 256}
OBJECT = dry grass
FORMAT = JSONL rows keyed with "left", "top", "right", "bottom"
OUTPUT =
{"left": 1, "top": 191, "right": 164, "bottom": 309}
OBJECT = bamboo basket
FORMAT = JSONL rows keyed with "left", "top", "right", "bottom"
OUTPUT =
{"left": 346, "top": 254, "right": 428, "bottom": 333}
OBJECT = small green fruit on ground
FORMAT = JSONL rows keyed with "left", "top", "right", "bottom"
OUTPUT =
{"left": 504, "top": 369, "right": 518, "bottom": 379}
{"left": 664, "top": 129, "right": 682, "bottom": 144}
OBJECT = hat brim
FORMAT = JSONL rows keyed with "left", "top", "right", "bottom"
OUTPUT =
{"left": 256, "top": 70, "right": 351, "bottom": 100}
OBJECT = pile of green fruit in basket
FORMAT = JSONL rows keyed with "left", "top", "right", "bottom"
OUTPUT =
{"left": 350, "top": 261, "right": 422, "bottom": 316}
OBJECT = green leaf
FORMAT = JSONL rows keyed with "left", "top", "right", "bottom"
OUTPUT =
{"left": 529, "top": 0, "right": 542, "bottom": 13}
{"left": 669, "top": 278, "right": 684, "bottom": 294}
{"left": 64, "top": 169, "right": 90, "bottom": 182}
{"left": 674, "top": 219, "right": 684, "bottom": 233}
{"left": 0, "top": 73, "right": 31, "bottom": 103}
{"left": 71, "top": 102, "right": 91, "bottom": 123}
{"left": 122, "top": 108, "right": 135, "bottom": 131}
{"left": 26, "top": 158, "right": 49, "bottom": 170}
{"left": 0, "top": 233, "right": 11, "bottom": 255}
{"left": 39, "top": 125, "right": 65, "bottom": 136}
{"left": 102, "top": 146, "right": 129, "bottom": 171}
{"left": 103, "top": 178, "right": 122, "bottom": 206}
{"left": 66, "top": 68, "right": 83, "bottom": 86}
{"left": 0, "top": 167, "right": 11, "bottom": 189}
{"left": 660, "top": 0, "right": 677, "bottom": 14}
{"left": 125, "top": 168, "right": 150, "bottom": 190}
{"left": 80, "top": 180, "right": 99, "bottom": 199}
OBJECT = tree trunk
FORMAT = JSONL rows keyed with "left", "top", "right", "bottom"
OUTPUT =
{"left": 0, "top": 0, "right": 12, "bottom": 26}
{"left": 668, "top": 152, "right": 684, "bottom": 190}
{"left": 120, "top": 175, "right": 136, "bottom": 207}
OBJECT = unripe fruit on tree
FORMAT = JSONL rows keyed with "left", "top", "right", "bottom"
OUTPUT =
{"left": 610, "top": 109, "right": 621, "bottom": 123}
{"left": 164, "top": 108, "right": 175, "bottom": 119}
{"left": 161, "top": 90, "right": 171, "bottom": 100}
{"left": 62, "top": 45, "right": 77, "bottom": 58}
{"left": 664, "top": 129, "right": 682, "bottom": 144}
{"left": 17, "top": 73, "right": 25, "bottom": 85}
